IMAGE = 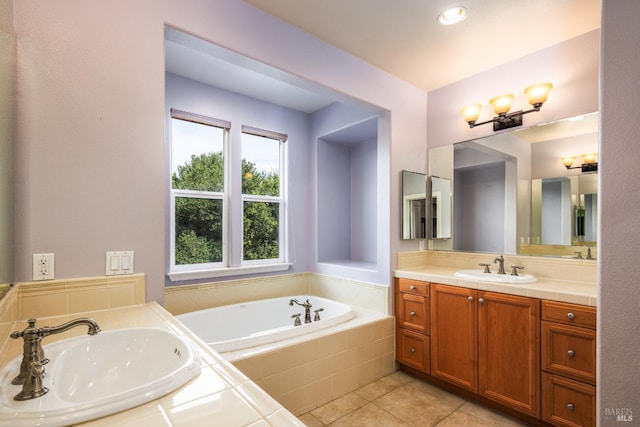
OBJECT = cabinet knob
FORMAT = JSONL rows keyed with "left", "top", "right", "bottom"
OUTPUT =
{"left": 568, "top": 350, "right": 575, "bottom": 357}
{"left": 410, "top": 347, "right": 416, "bottom": 353}
{"left": 567, "top": 403, "right": 575, "bottom": 411}
{"left": 410, "top": 285, "right": 416, "bottom": 290}
{"left": 468, "top": 296, "right": 474, "bottom": 302}
{"left": 478, "top": 298, "right": 485, "bottom": 304}
{"left": 567, "top": 312, "right": 575, "bottom": 320}
{"left": 410, "top": 311, "right": 416, "bottom": 317}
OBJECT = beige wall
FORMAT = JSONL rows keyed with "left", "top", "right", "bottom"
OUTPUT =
{"left": 599, "top": 0, "right": 640, "bottom": 424}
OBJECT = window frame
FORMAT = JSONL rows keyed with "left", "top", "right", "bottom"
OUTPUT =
{"left": 167, "top": 110, "right": 290, "bottom": 281}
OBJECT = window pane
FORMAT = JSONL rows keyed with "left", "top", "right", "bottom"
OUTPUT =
{"left": 243, "top": 201, "right": 279, "bottom": 260}
{"left": 175, "top": 197, "right": 222, "bottom": 265}
{"left": 171, "top": 118, "right": 224, "bottom": 192}
{"left": 242, "top": 133, "right": 280, "bottom": 196}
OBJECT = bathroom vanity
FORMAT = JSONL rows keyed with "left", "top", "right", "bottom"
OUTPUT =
{"left": 395, "top": 252, "right": 597, "bottom": 427}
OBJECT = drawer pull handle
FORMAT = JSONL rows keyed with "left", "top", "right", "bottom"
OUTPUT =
{"left": 478, "top": 298, "right": 485, "bottom": 304}
{"left": 567, "top": 403, "right": 575, "bottom": 411}
{"left": 568, "top": 350, "right": 575, "bottom": 357}
{"left": 410, "top": 285, "right": 416, "bottom": 291}
{"left": 468, "top": 296, "right": 474, "bottom": 302}
{"left": 410, "top": 311, "right": 416, "bottom": 317}
{"left": 410, "top": 348, "right": 416, "bottom": 353}
{"left": 567, "top": 312, "right": 575, "bottom": 320}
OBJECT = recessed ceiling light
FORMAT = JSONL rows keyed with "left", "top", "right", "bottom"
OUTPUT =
{"left": 438, "top": 6, "right": 467, "bottom": 26}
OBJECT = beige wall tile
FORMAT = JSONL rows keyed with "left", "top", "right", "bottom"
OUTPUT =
{"left": 20, "top": 292, "right": 68, "bottom": 319}
{"left": 69, "top": 288, "right": 110, "bottom": 313}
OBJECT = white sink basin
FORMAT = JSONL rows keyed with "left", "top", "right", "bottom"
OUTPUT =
{"left": 455, "top": 269, "right": 537, "bottom": 284}
{"left": 0, "top": 328, "right": 201, "bottom": 427}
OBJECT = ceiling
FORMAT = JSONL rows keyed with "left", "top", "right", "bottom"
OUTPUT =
{"left": 243, "top": 0, "right": 601, "bottom": 92}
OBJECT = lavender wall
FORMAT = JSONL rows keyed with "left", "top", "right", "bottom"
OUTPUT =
{"left": 599, "top": 0, "right": 640, "bottom": 423}
{"left": 13, "top": 0, "right": 427, "bottom": 302}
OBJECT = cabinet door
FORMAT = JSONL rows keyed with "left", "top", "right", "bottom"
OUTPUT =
{"left": 431, "top": 284, "right": 478, "bottom": 392}
{"left": 478, "top": 291, "right": 541, "bottom": 418}
{"left": 398, "top": 329, "right": 430, "bottom": 373}
{"left": 542, "top": 372, "right": 595, "bottom": 427}
{"left": 399, "top": 293, "right": 429, "bottom": 333}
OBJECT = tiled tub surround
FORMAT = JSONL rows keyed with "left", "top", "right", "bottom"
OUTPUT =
{"left": 230, "top": 310, "right": 395, "bottom": 416}
{"left": 0, "top": 303, "right": 303, "bottom": 426}
{"left": 396, "top": 250, "right": 597, "bottom": 306}
{"left": 164, "top": 272, "right": 391, "bottom": 316}
{"left": 165, "top": 273, "right": 395, "bottom": 416}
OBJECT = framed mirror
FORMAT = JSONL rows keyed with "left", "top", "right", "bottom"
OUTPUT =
{"left": 429, "top": 176, "right": 452, "bottom": 239}
{"left": 401, "top": 170, "right": 426, "bottom": 240}
{"left": 428, "top": 112, "right": 598, "bottom": 259}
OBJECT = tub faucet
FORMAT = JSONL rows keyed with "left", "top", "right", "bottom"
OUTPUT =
{"left": 493, "top": 255, "right": 506, "bottom": 275}
{"left": 289, "top": 298, "right": 312, "bottom": 323}
{"left": 9, "top": 317, "right": 101, "bottom": 401}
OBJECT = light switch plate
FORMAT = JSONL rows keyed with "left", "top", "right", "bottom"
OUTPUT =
{"left": 106, "top": 251, "right": 134, "bottom": 276}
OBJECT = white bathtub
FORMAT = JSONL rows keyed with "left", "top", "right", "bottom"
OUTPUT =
{"left": 176, "top": 295, "right": 356, "bottom": 352}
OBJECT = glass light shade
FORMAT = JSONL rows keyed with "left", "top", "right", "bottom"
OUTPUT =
{"left": 524, "top": 82, "right": 553, "bottom": 106}
{"left": 438, "top": 6, "right": 467, "bottom": 25}
{"left": 562, "top": 156, "right": 576, "bottom": 168}
{"left": 460, "top": 104, "right": 482, "bottom": 123}
{"left": 489, "top": 94, "right": 514, "bottom": 115}
{"left": 582, "top": 153, "right": 598, "bottom": 163}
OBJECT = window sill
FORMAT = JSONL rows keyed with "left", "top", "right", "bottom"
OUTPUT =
{"left": 167, "top": 263, "right": 292, "bottom": 282}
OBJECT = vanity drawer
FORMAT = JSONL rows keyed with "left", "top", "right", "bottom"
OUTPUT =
{"left": 397, "top": 329, "right": 430, "bottom": 374}
{"left": 542, "top": 321, "right": 596, "bottom": 384}
{"left": 398, "top": 292, "right": 429, "bottom": 334}
{"left": 398, "top": 278, "right": 429, "bottom": 296}
{"left": 542, "top": 372, "right": 595, "bottom": 427}
{"left": 542, "top": 300, "right": 596, "bottom": 329}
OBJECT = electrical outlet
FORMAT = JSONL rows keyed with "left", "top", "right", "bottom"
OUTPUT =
{"left": 33, "top": 253, "right": 55, "bottom": 281}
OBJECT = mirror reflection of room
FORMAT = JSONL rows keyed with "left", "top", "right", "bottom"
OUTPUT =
{"left": 428, "top": 112, "right": 598, "bottom": 259}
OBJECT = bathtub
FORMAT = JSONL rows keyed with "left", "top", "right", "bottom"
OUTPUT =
{"left": 176, "top": 295, "right": 356, "bottom": 353}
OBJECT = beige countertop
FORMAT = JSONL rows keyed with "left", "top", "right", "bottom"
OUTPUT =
{"left": 395, "top": 266, "right": 597, "bottom": 307}
{"left": 0, "top": 303, "right": 304, "bottom": 427}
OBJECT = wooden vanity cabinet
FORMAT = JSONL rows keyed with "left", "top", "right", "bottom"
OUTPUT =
{"left": 542, "top": 301, "right": 597, "bottom": 427}
{"left": 395, "top": 278, "right": 430, "bottom": 373}
{"left": 430, "top": 284, "right": 541, "bottom": 418}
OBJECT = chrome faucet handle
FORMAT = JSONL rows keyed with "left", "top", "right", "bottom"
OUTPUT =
{"left": 314, "top": 308, "right": 324, "bottom": 321}
{"left": 479, "top": 263, "right": 491, "bottom": 273}
{"left": 510, "top": 265, "right": 524, "bottom": 276}
{"left": 291, "top": 313, "right": 302, "bottom": 326}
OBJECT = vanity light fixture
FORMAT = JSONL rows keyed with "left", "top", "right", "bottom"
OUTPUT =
{"left": 460, "top": 82, "right": 553, "bottom": 131}
{"left": 562, "top": 154, "right": 598, "bottom": 173}
{"left": 437, "top": 6, "right": 467, "bottom": 25}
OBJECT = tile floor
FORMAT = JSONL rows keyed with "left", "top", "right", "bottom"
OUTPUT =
{"left": 298, "top": 371, "right": 530, "bottom": 426}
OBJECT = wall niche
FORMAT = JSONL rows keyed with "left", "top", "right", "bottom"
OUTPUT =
{"left": 317, "top": 117, "right": 378, "bottom": 270}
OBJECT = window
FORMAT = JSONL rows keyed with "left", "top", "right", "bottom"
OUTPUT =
{"left": 168, "top": 110, "right": 288, "bottom": 280}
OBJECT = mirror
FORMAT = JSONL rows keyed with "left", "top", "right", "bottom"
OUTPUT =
{"left": 0, "top": 2, "right": 15, "bottom": 290}
{"left": 428, "top": 112, "right": 598, "bottom": 258}
{"left": 429, "top": 176, "right": 452, "bottom": 239}
{"left": 401, "top": 170, "right": 426, "bottom": 240}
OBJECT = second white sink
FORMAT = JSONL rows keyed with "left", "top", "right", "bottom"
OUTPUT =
{"left": 455, "top": 269, "right": 537, "bottom": 284}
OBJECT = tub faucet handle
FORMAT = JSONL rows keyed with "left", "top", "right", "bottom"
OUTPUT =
{"left": 314, "top": 308, "right": 324, "bottom": 322}
{"left": 291, "top": 313, "right": 302, "bottom": 327}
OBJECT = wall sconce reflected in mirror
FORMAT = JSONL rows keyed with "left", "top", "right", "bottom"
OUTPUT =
{"left": 562, "top": 154, "right": 598, "bottom": 173}
{"left": 460, "top": 82, "right": 553, "bottom": 131}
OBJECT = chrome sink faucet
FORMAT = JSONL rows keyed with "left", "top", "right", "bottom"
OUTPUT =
{"left": 289, "top": 298, "right": 312, "bottom": 324}
{"left": 9, "top": 317, "right": 101, "bottom": 401}
{"left": 494, "top": 255, "right": 506, "bottom": 275}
